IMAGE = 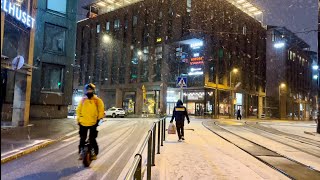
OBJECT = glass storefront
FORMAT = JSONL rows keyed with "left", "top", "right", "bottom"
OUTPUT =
{"left": 123, "top": 92, "right": 136, "bottom": 114}
{"left": 146, "top": 90, "right": 160, "bottom": 114}
{"left": 219, "top": 91, "right": 230, "bottom": 116}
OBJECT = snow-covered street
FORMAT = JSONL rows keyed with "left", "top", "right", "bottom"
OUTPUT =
{"left": 151, "top": 119, "right": 292, "bottom": 180}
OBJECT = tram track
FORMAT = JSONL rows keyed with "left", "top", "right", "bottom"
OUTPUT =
{"left": 202, "top": 121, "right": 320, "bottom": 180}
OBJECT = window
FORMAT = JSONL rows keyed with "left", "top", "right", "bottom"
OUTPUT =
{"left": 271, "top": 31, "right": 275, "bottom": 41}
{"left": 243, "top": 26, "right": 247, "bottom": 35}
{"left": 187, "top": 0, "right": 192, "bottom": 12}
{"left": 133, "top": 16, "right": 138, "bottom": 27}
{"left": 44, "top": 23, "right": 66, "bottom": 54}
{"left": 96, "top": 24, "right": 100, "bottom": 33}
{"left": 114, "top": 19, "right": 120, "bottom": 29}
{"left": 106, "top": 21, "right": 110, "bottom": 31}
{"left": 47, "top": 0, "right": 67, "bottom": 14}
{"left": 41, "top": 63, "right": 64, "bottom": 92}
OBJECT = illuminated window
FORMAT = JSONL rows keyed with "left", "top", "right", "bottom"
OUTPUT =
{"left": 243, "top": 25, "right": 247, "bottom": 35}
{"left": 114, "top": 19, "right": 120, "bottom": 29}
{"left": 187, "top": 0, "right": 192, "bottom": 13}
{"left": 106, "top": 21, "right": 110, "bottom": 31}
{"left": 96, "top": 24, "right": 100, "bottom": 33}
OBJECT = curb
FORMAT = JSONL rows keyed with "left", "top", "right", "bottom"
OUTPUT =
{"left": 1, "top": 130, "right": 79, "bottom": 164}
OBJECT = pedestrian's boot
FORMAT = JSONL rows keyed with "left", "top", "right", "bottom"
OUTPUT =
{"left": 178, "top": 139, "right": 182, "bottom": 142}
{"left": 91, "top": 148, "right": 97, "bottom": 160}
{"left": 181, "top": 136, "right": 185, "bottom": 140}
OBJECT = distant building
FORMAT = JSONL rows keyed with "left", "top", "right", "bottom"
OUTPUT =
{"left": 74, "top": 0, "right": 266, "bottom": 118}
{"left": 266, "top": 26, "right": 313, "bottom": 120}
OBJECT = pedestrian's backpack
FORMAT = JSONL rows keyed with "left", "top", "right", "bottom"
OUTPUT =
{"left": 81, "top": 96, "right": 99, "bottom": 110}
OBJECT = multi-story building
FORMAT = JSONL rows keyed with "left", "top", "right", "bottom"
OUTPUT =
{"left": 74, "top": 0, "right": 266, "bottom": 118}
{"left": 1, "top": 0, "right": 78, "bottom": 126}
{"left": 266, "top": 26, "right": 313, "bottom": 120}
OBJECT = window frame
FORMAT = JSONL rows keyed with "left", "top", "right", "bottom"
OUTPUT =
{"left": 41, "top": 63, "right": 65, "bottom": 93}
{"left": 43, "top": 23, "right": 67, "bottom": 55}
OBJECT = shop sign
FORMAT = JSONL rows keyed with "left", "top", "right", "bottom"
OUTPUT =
{"left": 190, "top": 56, "right": 204, "bottom": 65}
{"left": 1, "top": 0, "right": 35, "bottom": 28}
{"left": 190, "top": 41, "right": 203, "bottom": 49}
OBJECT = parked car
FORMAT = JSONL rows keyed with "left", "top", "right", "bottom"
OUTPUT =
{"left": 105, "top": 108, "right": 126, "bottom": 118}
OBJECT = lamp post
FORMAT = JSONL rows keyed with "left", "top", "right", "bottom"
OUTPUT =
{"left": 279, "top": 83, "right": 286, "bottom": 119}
{"left": 311, "top": 64, "right": 319, "bottom": 133}
{"left": 229, "top": 68, "right": 238, "bottom": 118}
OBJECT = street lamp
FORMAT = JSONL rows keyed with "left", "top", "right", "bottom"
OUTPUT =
{"left": 137, "top": 50, "right": 143, "bottom": 56}
{"left": 230, "top": 68, "right": 239, "bottom": 118}
{"left": 274, "top": 42, "right": 285, "bottom": 49}
{"left": 279, "top": 83, "right": 286, "bottom": 119}
{"left": 103, "top": 34, "right": 111, "bottom": 43}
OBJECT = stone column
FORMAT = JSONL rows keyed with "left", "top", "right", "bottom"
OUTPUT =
{"left": 115, "top": 88, "right": 123, "bottom": 108}
{"left": 12, "top": 74, "right": 27, "bottom": 126}
{"left": 160, "top": 83, "right": 167, "bottom": 115}
{"left": 136, "top": 87, "right": 143, "bottom": 115}
{"left": 258, "top": 96, "right": 263, "bottom": 119}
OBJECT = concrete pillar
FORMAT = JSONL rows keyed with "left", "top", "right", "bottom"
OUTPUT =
{"left": 258, "top": 96, "right": 263, "bottom": 119}
{"left": 115, "top": 88, "right": 123, "bottom": 108}
{"left": 279, "top": 95, "right": 287, "bottom": 119}
{"left": 12, "top": 74, "right": 27, "bottom": 126}
{"left": 136, "top": 87, "right": 143, "bottom": 115}
{"left": 160, "top": 83, "right": 167, "bottom": 115}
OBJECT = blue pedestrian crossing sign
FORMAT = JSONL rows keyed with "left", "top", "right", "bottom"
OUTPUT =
{"left": 177, "top": 77, "right": 187, "bottom": 88}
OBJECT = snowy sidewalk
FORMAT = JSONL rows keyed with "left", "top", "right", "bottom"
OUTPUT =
{"left": 1, "top": 118, "right": 78, "bottom": 159}
{"left": 150, "top": 120, "right": 288, "bottom": 180}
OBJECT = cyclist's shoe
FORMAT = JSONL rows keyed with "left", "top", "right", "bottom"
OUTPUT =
{"left": 91, "top": 149, "right": 97, "bottom": 160}
{"left": 79, "top": 149, "right": 84, "bottom": 160}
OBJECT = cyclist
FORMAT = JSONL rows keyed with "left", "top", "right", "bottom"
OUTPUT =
{"left": 77, "top": 83, "right": 105, "bottom": 160}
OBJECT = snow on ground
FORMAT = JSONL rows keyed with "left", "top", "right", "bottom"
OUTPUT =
{"left": 150, "top": 120, "right": 288, "bottom": 180}
{"left": 259, "top": 122, "right": 320, "bottom": 141}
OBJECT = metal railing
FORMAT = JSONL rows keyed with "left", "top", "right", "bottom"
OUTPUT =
{"left": 125, "top": 117, "right": 166, "bottom": 180}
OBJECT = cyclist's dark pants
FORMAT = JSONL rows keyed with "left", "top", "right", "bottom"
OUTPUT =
{"left": 79, "top": 124, "right": 99, "bottom": 155}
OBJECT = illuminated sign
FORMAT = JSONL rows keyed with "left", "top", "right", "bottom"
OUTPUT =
{"left": 193, "top": 53, "right": 199, "bottom": 57}
{"left": 156, "top": 38, "right": 162, "bottom": 42}
{"left": 190, "top": 56, "right": 204, "bottom": 65}
{"left": 190, "top": 41, "right": 203, "bottom": 49}
{"left": 1, "top": 0, "right": 35, "bottom": 28}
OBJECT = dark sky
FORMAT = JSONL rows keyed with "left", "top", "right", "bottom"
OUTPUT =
{"left": 252, "top": 0, "right": 318, "bottom": 52}
{"left": 78, "top": 0, "right": 318, "bottom": 52}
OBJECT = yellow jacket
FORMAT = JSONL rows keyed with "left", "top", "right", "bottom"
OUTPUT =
{"left": 76, "top": 95, "right": 105, "bottom": 126}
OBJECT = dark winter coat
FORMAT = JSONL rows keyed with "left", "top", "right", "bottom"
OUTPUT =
{"left": 171, "top": 100, "right": 190, "bottom": 127}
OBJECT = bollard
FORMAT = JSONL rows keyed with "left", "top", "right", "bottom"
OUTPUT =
{"left": 152, "top": 124, "right": 156, "bottom": 166}
{"left": 134, "top": 154, "right": 142, "bottom": 180}
{"left": 157, "top": 121, "right": 161, "bottom": 154}
{"left": 147, "top": 131, "right": 152, "bottom": 180}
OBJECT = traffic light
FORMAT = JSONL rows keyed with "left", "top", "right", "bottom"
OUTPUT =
{"left": 58, "top": 82, "right": 61, "bottom": 88}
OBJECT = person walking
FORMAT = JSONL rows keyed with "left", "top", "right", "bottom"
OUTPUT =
{"left": 237, "top": 109, "right": 242, "bottom": 120}
{"left": 77, "top": 83, "right": 105, "bottom": 160}
{"left": 170, "top": 100, "right": 190, "bottom": 142}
